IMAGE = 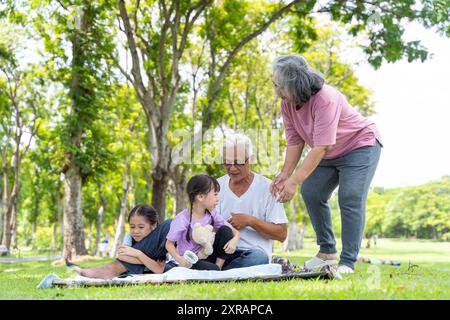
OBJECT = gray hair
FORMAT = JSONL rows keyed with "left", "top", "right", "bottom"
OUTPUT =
{"left": 272, "top": 54, "right": 324, "bottom": 106}
{"left": 221, "top": 133, "right": 254, "bottom": 163}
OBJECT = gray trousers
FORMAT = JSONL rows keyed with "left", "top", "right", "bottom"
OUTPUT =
{"left": 301, "top": 141, "right": 381, "bottom": 269}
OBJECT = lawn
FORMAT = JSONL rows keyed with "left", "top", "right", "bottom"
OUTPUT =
{"left": 1, "top": 238, "right": 449, "bottom": 300}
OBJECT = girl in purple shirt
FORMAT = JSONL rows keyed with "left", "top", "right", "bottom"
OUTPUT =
{"left": 166, "top": 174, "right": 240, "bottom": 270}
{"left": 270, "top": 54, "right": 382, "bottom": 275}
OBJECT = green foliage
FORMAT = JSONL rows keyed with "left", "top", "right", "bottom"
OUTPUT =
{"left": 328, "top": 177, "right": 450, "bottom": 241}
{"left": 301, "top": 25, "right": 376, "bottom": 116}
{"left": 367, "top": 177, "right": 450, "bottom": 240}
{"left": 32, "top": 0, "right": 118, "bottom": 183}
{"left": 324, "top": 0, "right": 444, "bottom": 69}
{"left": 420, "top": 0, "right": 450, "bottom": 37}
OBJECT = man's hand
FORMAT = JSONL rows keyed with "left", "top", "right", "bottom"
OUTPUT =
{"left": 228, "top": 213, "right": 253, "bottom": 230}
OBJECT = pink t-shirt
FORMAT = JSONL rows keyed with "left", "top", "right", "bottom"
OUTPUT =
{"left": 281, "top": 84, "right": 382, "bottom": 159}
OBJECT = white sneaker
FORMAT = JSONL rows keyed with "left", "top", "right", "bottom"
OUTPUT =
{"left": 303, "top": 256, "right": 338, "bottom": 271}
{"left": 36, "top": 273, "right": 60, "bottom": 289}
{"left": 337, "top": 265, "right": 354, "bottom": 275}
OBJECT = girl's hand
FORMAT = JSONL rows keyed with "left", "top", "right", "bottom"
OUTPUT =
{"left": 277, "top": 178, "right": 299, "bottom": 203}
{"left": 117, "top": 245, "right": 142, "bottom": 259}
{"left": 223, "top": 238, "right": 238, "bottom": 254}
{"left": 178, "top": 257, "right": 193, "bottom": 269}
{"left": 270, "top": 171, "right": 290, "bottom": 197}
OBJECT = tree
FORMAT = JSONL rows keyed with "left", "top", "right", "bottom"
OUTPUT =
{"left": 32, "top": 0, "right": 117, "bottom": 258}
{"left": 115, "top": 0, "right": 303, "bottom": 221}
{"left": 363, "top": 177, "right": 450, "bottom": 240}
{"left": 0, "top": 37, "right": 42, "bottom": 250}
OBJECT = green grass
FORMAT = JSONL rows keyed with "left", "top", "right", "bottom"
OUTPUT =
{"left": 1, "top": 238, "right": 449, "bottom": 300}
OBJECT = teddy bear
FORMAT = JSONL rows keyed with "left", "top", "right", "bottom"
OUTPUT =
{"left": 192, "top": 223, "right": 216, "bottom": 260}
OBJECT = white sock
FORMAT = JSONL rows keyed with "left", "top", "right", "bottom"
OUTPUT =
{"left": 337, "top": 265, "right": 354, "bottom": 274}
{"left": 337, "top": 264, "right": 354, "bottom": 274}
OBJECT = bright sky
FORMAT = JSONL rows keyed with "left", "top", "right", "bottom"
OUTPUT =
{"left": 354, "top": 24, "right": 450, "bottom": 189}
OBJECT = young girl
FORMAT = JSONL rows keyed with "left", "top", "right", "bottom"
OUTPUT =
{"left": 166, "top": 174, "right": 240, "bottom": 270}
{"left": 66, "top": 204, "right": 172, "bottom": 279}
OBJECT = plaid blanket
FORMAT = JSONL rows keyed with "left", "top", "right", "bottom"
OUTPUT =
{"left": 37, "top": 264, "right": 334, "bottom": 289}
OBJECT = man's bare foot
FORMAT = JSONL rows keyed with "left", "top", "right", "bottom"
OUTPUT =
{"left": 316, "top": 252, "right": 338, "bottom": 260}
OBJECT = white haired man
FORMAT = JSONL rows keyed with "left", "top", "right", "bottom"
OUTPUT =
{"left": 215, "top": 133, "right": 288, "bottom": 270}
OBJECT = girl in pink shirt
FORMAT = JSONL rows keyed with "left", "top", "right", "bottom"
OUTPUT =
{"left": 270, "top": 54, "right": 382, "bottom": 275}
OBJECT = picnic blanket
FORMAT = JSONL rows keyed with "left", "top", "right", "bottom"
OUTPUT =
{"left": 37, "top": 264, "right": 335, "bottom": 289}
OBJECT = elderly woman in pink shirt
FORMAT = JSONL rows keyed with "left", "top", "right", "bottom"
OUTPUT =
{"left": 270, "top": 54, "right": 382, "bottom": 275}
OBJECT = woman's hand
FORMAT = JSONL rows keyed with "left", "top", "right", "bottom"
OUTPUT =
{"left": 277, "top": 177, "right": 299, "bottom": 203}
{"left": 223, "top": 238, "right": 238, "bottom": 254}
{"left": 117, "top": 245, "right": 142, "bottom": 259}
{"left": 270, "top": 171, "right": 290, "bottom": 197}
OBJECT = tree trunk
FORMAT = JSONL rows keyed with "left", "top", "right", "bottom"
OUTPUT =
{"left": 95, "top": 203, "right": 104, "bottom": 256}
{"left": 151, "top": 165, "right": 169, "bottom": 223}
{"left": 95, "top": 182, "right": 106, "bottom": 256}
{"left": 2, "top": 206, "right": 12, "bottom": 249}
{"left": 174, "top": 181, "right": 186, "bottom": 216}
{"left": 129, "top": 174, "right": 135, "bottom": 209}
{"left": 283, "top": 200, "right": 298, "bottom": 251}
{"left": 51, "top": 222, "right": 57, "bottom": 251}
{"left": 62, "top": 165, "right": 86, "bottom": 260}
{"left": 30, "top": 222, "right": 37, "bottom": 248}
{"left": 143, "top": 169, "right": 153, "bottom": 204}
{"left": 87, "top": 223, "right": 93, "bottom": 254}
{"left": 0, "top": 210, "right": 3, "bottom": 245}
{"left": 30, "top": 194, "right": 40, "bottom": 247}
{"left": 2, "top": 183, "right": 18, "bottom": 250}
{"left": 2, "top": 145, "right": 20, "bottom": 251}
{"left": 9, "top": 197, "right": 18, "bottom": 249}
{"left": 0, "top": 157, "right": 7, "bottom": 247}
{"left": 62, "top": 4, "right": 91, "bottom": 260}
{"left": 172, "top": 166, "right": 187, "bottom": 216}
{"left": 110, "top": 167, "right": 130, "bottom": 258}
{"left": 56, "top": 188, "right": 64, "bottom": 244}
{"left": 283, "top": 220, "right": 297, "bottom": 252}
{"left": 283, "top": 198, "right": 308, "bottom": 251}
{"left": 0, "top": 219, "right": 3, "bottom": 246}
{"left": 298, "top": 218, "right": 308, "bottom": 250}
{"left": 0, "top": 184, "right": 4, "bottom": 244}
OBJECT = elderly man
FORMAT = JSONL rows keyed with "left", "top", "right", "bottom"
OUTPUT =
{"left": 215, "top": 133, "right": 288, "bottom": 270}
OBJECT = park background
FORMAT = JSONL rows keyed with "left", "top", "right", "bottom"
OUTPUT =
{"left": 0, "top": 0, "right": 449, "bottom": 299}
